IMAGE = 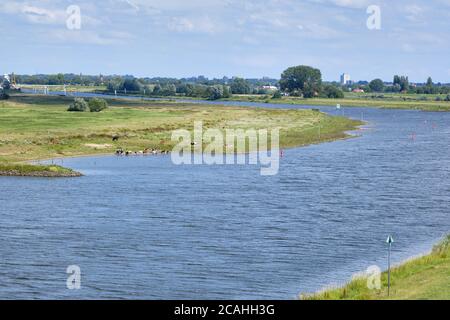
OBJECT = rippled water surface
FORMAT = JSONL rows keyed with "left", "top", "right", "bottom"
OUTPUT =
{"left": 1, "top": 100, "right": 449, "bottom": 299}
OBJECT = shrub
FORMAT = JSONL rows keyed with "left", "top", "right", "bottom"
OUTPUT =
{"left": 88, "top": 98, "right": 108, "bottom": 112}
{"left": 206, "top": 85, "right": 224, "bottom": 100}
{"left": 369, "top": 79, "right": 384, "bottom": 92}
{"left": 272, "top": 91, "right": 282, "bottom": 99}
{"left": 322, "top": 85, "right": 344, "bottom": 99}
{"left": 67, "top": 98, "right": 89, "bottom": 112}
{"left": 290, "top": 90, "right": 302, "bottom": 97}
{"left": 122, "top": 78, "right": 142, "bottom": 92}
{"left": 230, "top": 77, "right": 251, "bottom": 94}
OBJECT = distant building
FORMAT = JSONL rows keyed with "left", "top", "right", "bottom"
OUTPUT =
{"left": 340, "top": 73, "right": 351, "bottom": 85}
{"left": 352, "top": 88, "right": 365, "bottom": 93}
{"left": 261, "top": 85, "right": 278, "bottom": 91}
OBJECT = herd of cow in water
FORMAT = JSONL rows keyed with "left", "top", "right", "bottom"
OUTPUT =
{"left": 115, "top": 148, "right": 170, "bottom": 156}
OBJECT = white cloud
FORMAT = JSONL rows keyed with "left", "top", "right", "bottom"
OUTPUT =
{"left": 297, "top": 23, "right": 343, "bottom": 39}
{"left": 0, "top": 1, "right": 23, "bottom": 14}
{"left": 167, "top": 16, "right": 218, "bottom": 34}
{"left": 331, "top": 0, "right": 371, "bottom": 8}
{"left": 123, "top": 0, "right": 140, "bottom": 11}
{"left": 0, "top": 2, "right": 66, "bottom": 24}
{"left": 48, "top": 29, "right": 134, "bottom": 45}
{"left": 130, "top": 0, "right": 229, "bottom": 10}
{"left": 247, "top": 9, "right": 290, "bottom": 29}
{"left": 0, "top": 1, "right": 102, "bottom": 27}
{"left": 21, "top": 5, "right": 66, "bottom": 24}
{"left": 167, "top": 17, "right": 195, "bottom": 32}
{"left": 308, "top": 0, "right": 371, "bottom": 9}
{"left": 404, "top": 4, "right": 424, "bottom": 21}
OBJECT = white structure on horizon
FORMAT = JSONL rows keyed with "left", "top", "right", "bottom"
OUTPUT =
{"left": 261, "top": 85, "right": 278, "bottom": 91}
{"left": 340, "top": 73, "right": 351, "bottom": 85}
{"left": 1, "top": 74, "right": 10, "bottom": 90}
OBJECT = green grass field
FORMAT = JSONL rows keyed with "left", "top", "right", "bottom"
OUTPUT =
{"left": 225, "top": 94, "right": 450, "bottom": 111}
{"left": 0, "top": 94, "right": 362, "bottom": 165}
{"left": 19, "top": 84, "right": 450, "bottom": 111}
{"left": 344, "top": 91, "right": 450, "bottom": 102}
{"left": 302, "top": 235, "right": 450, "bottom": 300}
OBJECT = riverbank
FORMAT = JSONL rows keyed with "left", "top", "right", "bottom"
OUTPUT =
{"left": 0, "top": 163, "right": 82, "bottom": 177}
{"left": 0, "top": 94, "right": 363, "bottom": 175}
{"left": 20, "top": 85, "right": 450, "bottom": 111}
{"left": 301, "top": 235, "right": 450, "bottom": 300}
{"left": 222, "top": 95, "right": 450, "bottom": 112}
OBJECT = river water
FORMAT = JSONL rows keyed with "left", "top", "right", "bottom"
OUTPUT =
{"left": 1, "top": 93, "right": 449, "bottom": 299}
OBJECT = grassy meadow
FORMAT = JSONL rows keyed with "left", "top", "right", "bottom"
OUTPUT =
{"left": 19, "top": 84, "right": 450, "bottom": 111}
{"left": 20, "top": 84, "right": 107, "bottom": 93}
{"left": 0, "top": 94, "right": 362, "bottom": 165}
{"left": 302, "top": 235, "right": 450, "bottom": 300}
{"left": 225, "top": 93, "right": 450, "bottom": 111}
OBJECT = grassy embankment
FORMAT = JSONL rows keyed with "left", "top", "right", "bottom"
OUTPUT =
{"left": 20, "top": 85, "right": 450, "bottom": 111}
{"left": 302, "top": 235, "right": 450, "bottom": 300}
{"left": 20, "top": 84, "right": 107, "bottom": 93}
{"left": 0, "top": 163, "right": 81, "bottom": 177}
{"left": 224, "top": 93, "right": 450, "bottom": 111}
{"left": 0, "top": 94, "right": 362, "bottom": 176}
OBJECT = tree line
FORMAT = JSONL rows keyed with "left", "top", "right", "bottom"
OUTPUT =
{"left": 10, "top": 69, "right": 450, "bottom": 99}
{"left": 361, "top": 76, "right": 450, "bottom": 94}
{"left": 105, "top": 77, "right": 250, "bottom": 100}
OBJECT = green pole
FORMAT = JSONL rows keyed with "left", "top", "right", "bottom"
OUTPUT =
{"left": 388, "top": 242, "right": 391, "bottom": 296}
{"left": 386, "top": 235, "right": 394, "bottom": 297}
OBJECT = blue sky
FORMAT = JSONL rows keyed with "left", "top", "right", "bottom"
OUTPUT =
{"left": 1, "top": 0, "right": 450, "bottom": 82}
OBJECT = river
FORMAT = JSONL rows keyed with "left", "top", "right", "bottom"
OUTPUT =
{"left": 1, "top": 92, "right": 449, "bottom": 299}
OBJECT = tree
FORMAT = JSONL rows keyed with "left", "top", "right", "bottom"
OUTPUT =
{"left": 206, "top": 85, "right": 224, "bottom": 100}
{"left": 369, "top": 79, "right": 384, "bottom": 92}
{"left": 272, "top": 91, "right": 282, "bottom": 99}
{"left": 67, "top": 98, "right": 88, "bottom": 112}
{"left": 424, "top": 77, "right": 436, "bottom": 94}
{"left": 176, "top": 83, "right": 188, "bottom": 94}
{"left": 143, "top": 85, "right": 152, "bottom": 95}
{"left": 230, "top": 77, "right": 251, "bottom": 94}
{"left": 121, "top": 78, "right": 142, "bottom": 92}
{"left": 160, "top": 84, "right": 176, "bottom": 96}
{"left": 184, "top": 84, "right": 195, "bottom": 96}
{"left": 222, "top": 85, "right": 231, "bottom": 98}
{"left": 107, "top": 79, "right": 122, "bottom": 92}
{"left": 152, "top": 84, "right": 162, "bottom": 95}
{"left": 393, "top": 75, "right": 409, "bottom": 92}
{"left": 322, "top": 85, "right": 344, "bottom": 98}
{"left": 279, "top": 65, "right": 322, "bottom": 98}
{"left": 88, "top": 98, "right": 108, "bottom": 112}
